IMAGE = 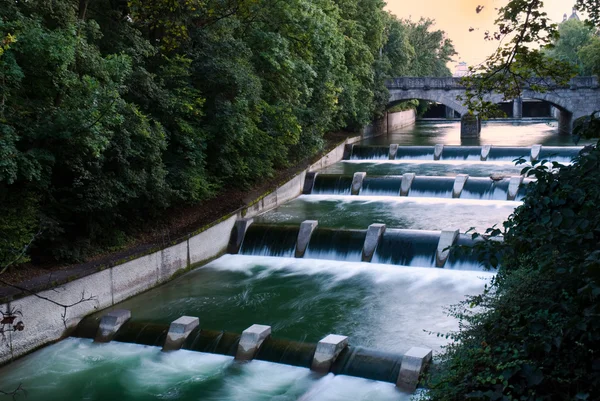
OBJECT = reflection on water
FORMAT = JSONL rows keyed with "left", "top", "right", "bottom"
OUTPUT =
{"left": 363, "top": 120, "right": 592, "bottom": 146}
{"left": 0, "top": 338, "right": 411, "bottom": 401}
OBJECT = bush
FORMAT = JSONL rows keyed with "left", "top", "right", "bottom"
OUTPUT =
{"left": 425, "top": 142, "right": 600, "bottom": 400}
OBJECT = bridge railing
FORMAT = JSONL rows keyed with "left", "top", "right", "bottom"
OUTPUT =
{"left": 385, "top": 76, "right": 599, "bottom": 90}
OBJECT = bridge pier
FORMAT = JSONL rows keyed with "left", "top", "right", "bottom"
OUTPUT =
{"left": 513, "top": 97, "right": 523, "bottom": 119}
{"left": 558, "top": 110, "right": 573, "bottom": 135}
{"left": 460, "top": 115, "right": 481, "bottom": 138}
{"left": 445, "top": 106, "right": 455, "bottom": 119}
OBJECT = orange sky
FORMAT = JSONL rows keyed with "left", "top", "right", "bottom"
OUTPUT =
{"left": 385, "top": 0, "right": 578, "bottom": 71}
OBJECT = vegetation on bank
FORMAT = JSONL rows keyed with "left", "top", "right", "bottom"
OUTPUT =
{"left": 0, "top": 0, "right": 454, "bottom": 266}
{"left": 425, "top": 139, "right": 600, "bottom": 400}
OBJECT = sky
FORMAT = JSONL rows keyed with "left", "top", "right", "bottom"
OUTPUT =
{"left": 385, "top": 0, "right": 578, "bottom": 71}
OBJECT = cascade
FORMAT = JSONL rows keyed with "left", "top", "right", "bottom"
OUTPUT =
{"left": 5, "top": 120, "right": 583, "bottom": 400}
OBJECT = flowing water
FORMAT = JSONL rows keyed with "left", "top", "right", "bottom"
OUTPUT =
{"left": 1, "top": 120, "right": 582, "bottom": 400}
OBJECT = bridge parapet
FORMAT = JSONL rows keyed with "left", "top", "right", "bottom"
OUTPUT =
{"left": 386, "top": 76, "right": 599, "bottom": 90}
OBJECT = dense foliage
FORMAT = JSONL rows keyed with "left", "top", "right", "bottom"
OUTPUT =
{"left": 460, "top": 0, "right": 600, "bottom": 116}
{"left": 425, "top": 143, "right": 600, "bottom": 399}
{"left": 0, "top": 0, "right": 454, "bottom": 265}
{"left": 546, "top": 18, "right": 600, "bottom": 77}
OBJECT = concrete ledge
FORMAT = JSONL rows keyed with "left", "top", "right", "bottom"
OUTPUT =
{"left": 481, "top": 145, "right": 491, "bottom": 161}
{"left": 434, "top": 144, "right": 444, "bottom": 161}
{"left": 436, "top": 230, "right": 460, "bottom": 267}
{"left": 95, "top": 309, "right": 131, "bottom": 343}
{"left": 303, "top": 172, "right": 318, "bottom": 194}
{"left": 400, "top": 173, "right": 416, "bottom": 196}
{"left": 362, "top": 224, "right": 386, "bottom": 262}
{"left": 396, "top": 347, "right": 433, "bottom": 392}
{"left": 531, "top": 144, "right": 542, "bottom": 162}
{"left": 189, "top": 214, "right": 238, "bottom": 265}
{"left": 311, "top": 334, "right": 349, "bottom": 373}
{"left": 507, "top": 176, "right": 525, "bottom": 201}
{"left": 163, "top": 316, "right": 199, "bottom": 351}
{"left": 295, "top": 220, "right": 318, "bottom": 258}
{"left": 227, "top": 219, "right": 253, "bottom": 254}
{"left": 236, "top": 324, "right": 271, "bottom": 361}
{"left": 351, "top": 172, "right": 367, "bottom": 195}
{"left": 111, "top": 252, "right": 161, "bottom": 304}
{"left": 389, "top": 144, "right": 399, "bottom": 160}
{"left": 452, "top": 174, "right": 469, "bottom": 198}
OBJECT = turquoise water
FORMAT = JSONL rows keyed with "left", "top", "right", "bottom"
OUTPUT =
{"left": 3, "top": 120, "right": 576, "bottom": 399}
{"left": 0, "top": 338, "right": 411, "bottom": 401}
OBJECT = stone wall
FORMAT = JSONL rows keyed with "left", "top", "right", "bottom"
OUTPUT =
{"left": 0, "top": 135, "right": 362, "bottom": 366}
{"left": 388, "top": 109, "right": 416, "bottom": 132}
{"left": 361, "top": 109, "right": 416, "bottom": 137}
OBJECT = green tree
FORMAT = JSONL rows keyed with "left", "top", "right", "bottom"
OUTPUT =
{"left": 546, "top": 18, "right": 595, "bottom": 75}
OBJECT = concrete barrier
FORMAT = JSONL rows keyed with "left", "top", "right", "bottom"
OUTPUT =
{"left": 0, "top": 135, "right": 362, "bottom": 365}
{"left": 311, "top": 334, "right": 349, "bottom": 373}
{"left": 163, "top": 316, "right": 199, "bottom": 351}
{"left": 296, "top": 220, "right": 318, "bottom": 258}
{"left": 362, "top": 224, "right": 386, "bottom": 262}
{"left": 400, "top": 173, "right": 416, "bottom": 196}
{"left": 452, "top": 174, "right": 469, "bottom": 198}
{"left": 351, "top": 172, "right": 367, "bottom": 195}
{"left": 236, "top": 324, "right": 272, "bottom": 361}
{"left": 388, "top": 109, "right": 416, "bottom": 132}
{"left": 95, "top": 310, "right": 131, "bottom": 343}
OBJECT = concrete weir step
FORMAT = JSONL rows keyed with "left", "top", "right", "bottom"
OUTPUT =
{"left": 74, "top": 314, "right": 433, "bottom": 392}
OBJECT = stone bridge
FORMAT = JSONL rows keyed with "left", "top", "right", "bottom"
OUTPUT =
{"left": 386, "top": 76, "right": 600, "bottom": 135}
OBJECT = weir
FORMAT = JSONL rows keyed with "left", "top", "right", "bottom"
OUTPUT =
{"left": 73, "top": 312, "right": 431, "bottom": 390}
{"left": 234, "top": 223, "right": 484, "bottom": 270}
{"left": 3, "top": 119, "right": 577, "bottom": 399}
{"left": 305, "top": 173, "right": 528, "bottom": 200}
{"left": 345, "top": 144, "right": 583, "bottom": 163}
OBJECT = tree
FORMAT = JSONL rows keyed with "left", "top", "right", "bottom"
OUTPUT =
{"left": 546, "top": 18, "right": 595, "bottom": 75}
{"left": 460, "top": 0, "right": 600, "bottom": 115}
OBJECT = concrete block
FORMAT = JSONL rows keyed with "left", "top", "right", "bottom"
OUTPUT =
{"left": 362, "top": 224, "right": 386, "bottom": 262}
{"left": 303, "top": 172, "right": 318, "bottom": 194}
{"left": 311, "top": 334, "right": 349, "bottom": 373}
{"left": 507, "top": 176, "right": 524, "bottom": 201}
{"left": 95, "top": 309, "right": 131, "bottom": 343}
{"left": 351, "top": 172, "right": 367, "bottom": 195}
{"left": 530, "top": 144, "right": 542, "bottom": 162}
{"left": 400, "top": 173, "right": 416, "bottom": 196}
{"left": 227, "top": 219, "right": 253, "bottom": 254}
{"left": 434, "top": 144, "right": 444, "bottom": 161}
{"left": 163, "top": 316, "right": 200, "bottom": 351}
{"left": 389, "top": 144, "right": 399, "bottom": 160}
{"left": 236, "top": 324, "right": 271, "bottom": 361}
{"left": 436, "top": 230, "right": 460, "bottom": 267}
{"left": 189, "top": 214, "right": 238, "bottom": 265}
{"left": 481, "top": 145, "right": 491, "bottom": 161}
{"left": 295, "top": 220, "right": 318, "bottom": 258}
{"left": 452, "top": 174, "right": 469, "bottom": 198}
{"left": 396, "top": 347, "right": 433, "bottom": 392}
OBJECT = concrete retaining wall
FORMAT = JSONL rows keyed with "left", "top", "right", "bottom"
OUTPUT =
{"left": 388, "top": 109, "right": 416, "bottom": 132}
{"left": 0, "top": 135, "right": 361, "bottom": 365}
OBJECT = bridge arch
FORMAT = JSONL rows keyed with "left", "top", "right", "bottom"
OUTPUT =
{"left": 388, "top": 89, "right": 469, "bottom": 116}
